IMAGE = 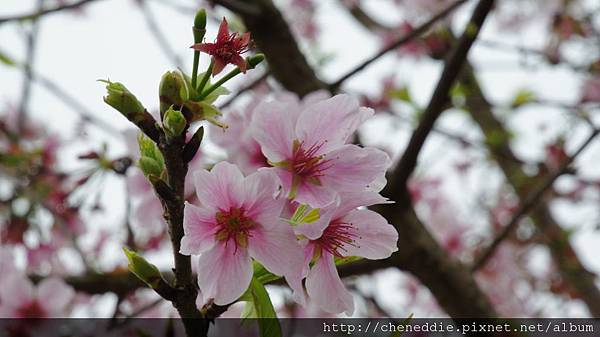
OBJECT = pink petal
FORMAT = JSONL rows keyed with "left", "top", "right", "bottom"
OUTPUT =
{"left": 37, "top": 278, "right": 75, "bottom": 316}
{"left": 333, "top": 190, "right": 392, "bottom": 219}
{"left": 250, "top": 100, "right": 296, "bottom": 162}
{"left": 320, "top": 144, "right": 390, "bottom": 193}
{"left": 294, "top": 180, "right": 338, "bottom": 208}
{"left": 339, "top": 209, "right": 398, "bottom": 259}
{"left": 127, "top": 170, "right": 152, "bottom": 195}
{"left": 180, "top": 203, "right": 218, "bottom": 255}
{"left": 133, "top": 195, "right": 163, "bottom": 227}
{"left": 295, "top": 94, "right": 362, "bottom": 155}
{"left": 193, "top": 161, "right": 245, "bottom": 211}
{"left": 0, "top": 274, "right": 34, "bottom": 310}
{"left": 305, "top": 252, "right": 354, "bottom": 315}
{"left": 197, "top": 242, "right": 253, "bottom": 305}
{"left": 241, "top": 169, "right": 284, "bottom": 229}
{"left": 191, "top": 42, "right": 215, "bottom": 52}
{"left": 248, "top": 225, "right": 306, "bottom": 304}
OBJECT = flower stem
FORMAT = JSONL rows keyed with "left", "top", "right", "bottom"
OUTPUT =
{"left": 199, "top": 66, "right": 240, "bottom": 100}
{"left": 196, "top": 60, "right": 213, "bottom": 92}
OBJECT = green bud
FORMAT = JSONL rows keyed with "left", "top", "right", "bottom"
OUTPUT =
{"left": 159, "top": 70, "right": 189, "bottom": 113}
{"left": 138, "top": 157, "right": 163, "bottom": 177}
{"left": 163, "top": 106, "right": 186, "bottom": 137}
{"left": 100, "top": 80, "right": 145, "bottom": 117}
{"left": 123, "top": 247, "right": 162, "bottom": 288}
{"left": 247, "top": 53, "right": 265, "bottom": 69}
{"left": 194, "top": 9, "right": 207, "bottom": 30}
{"left": 138, "top": 133, "right": 163, "bottom": 163}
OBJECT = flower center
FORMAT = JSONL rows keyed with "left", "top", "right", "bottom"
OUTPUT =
{"left": 215, "top": 207, "right": 255, "bottom": 249}
{"left": 314, "top": 220, "right": 360, "bottom": 258}
{"left": 16, "top": 300, "right": 46, "bottom": 318}
{"left": 289, "top": 139, "right": 332, "bottom": 181}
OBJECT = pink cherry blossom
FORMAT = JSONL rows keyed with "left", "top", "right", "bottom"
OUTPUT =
{"left": 180, "top": 162, "right": 304, "bottom": 305}
{"left": 295, "top": 191, "right": 398, "bottom": 314}
{"left": 0, "top": 273, "right": 74, "bottom": 317}
{"left": 251, "top": 94, "right": 390, "bottom": 207}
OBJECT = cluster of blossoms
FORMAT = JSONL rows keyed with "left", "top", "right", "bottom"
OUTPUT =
{"left": 181, "top": 93, "right": 398, "bottom": 314}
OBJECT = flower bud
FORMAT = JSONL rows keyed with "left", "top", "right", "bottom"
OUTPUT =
{"left": 159, "top": 70, "right": 189, "bottom": 113}
{"left": 163, "top": 106, "right": 186, "bottom": 138}
{"left": 123, "top": 247, "right": 162, "bottom": 288}
{"left": 138, "top": 133, "right": 164, "bottom": 177}
{"left": 100, "top": 80, "right": 145, "bottom": 117}
{"left": 247, "top": 53, "right": 265, "bottom": 69}
{"left": 194, "top": 8, "right": 207, "bottom": 31}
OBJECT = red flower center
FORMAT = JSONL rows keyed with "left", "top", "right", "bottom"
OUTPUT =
{"left": 289, "top": 140, "right": 332, "bottom": 181}
{"left": 16, "top": 300, "right": 47, "bottom": 318}
{"left": 215, "top": 207, "right": 256, "bottom": 250}
{"left": 314, "top": 220, "right": 360, "bottom": 258}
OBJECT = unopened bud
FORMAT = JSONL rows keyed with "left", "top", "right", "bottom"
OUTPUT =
{"left": 163, "top": 106, "right": 186, "bottom": 137}
{"left": 123, "top": 247, "right": 162, "bottom": 288}
{"left": 159, "top": 70, "right": 189, "bottom": 113}
{"left": 100, "top": 80, "right": 145, "bottom": 117}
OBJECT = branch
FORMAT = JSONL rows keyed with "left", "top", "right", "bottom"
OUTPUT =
{"left": 218, "top": 71, "right": 270, "bottom": 109}
{"left": 0, "top": 0, "right": 104, "bottom": 25}
{"left": 138, "top": 0, "right": 182, "bottom": 69}
{"left": 471, "top": 127, "right": 600, "bottom": 271}
{"left": 457, "top": 58, "right": 600, "bottom": 316}
{"left": 329, "top": 0, "right": 468, "bottom": 90}
{"left": 390, "top": 0, "right": 495, "bottom": 192}
{"left": 17, "top": 0, "right": 44, "bottom": 132}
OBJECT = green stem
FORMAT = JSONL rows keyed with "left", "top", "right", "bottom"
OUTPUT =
{"left": 199, "top": 66, "right": 240, "bottom": 100}
{"left": 190, "top": 28, "right": 206, "bottom": 89}
{"left": 196, "top": 60, "right": 213, "bottom": 93}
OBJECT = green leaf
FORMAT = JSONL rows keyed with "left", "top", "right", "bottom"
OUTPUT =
{"left": 245, "top": 278, "right": 281, "bottom": 337}
{"left": 203, "top": 86, "right": 231, "bottom": 104}
{"left": 123, "top": 247, "right": 162, "bottom": 288}
{"left": 0, "top": 49, "right": 15, "bottom": 66}
{"left": 511, "top": 89, "right": 537, "bottom": 108}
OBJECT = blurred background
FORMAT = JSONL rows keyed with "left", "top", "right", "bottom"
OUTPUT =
{"left": 1, "top": 0, "right": 600, "bottom": 319}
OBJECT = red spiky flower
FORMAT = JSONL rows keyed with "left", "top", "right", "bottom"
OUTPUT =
{"left": 191, "top": 18, "right": 251, "bottom": 75}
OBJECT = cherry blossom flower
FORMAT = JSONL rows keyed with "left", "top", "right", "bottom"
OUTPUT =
{"left": 180, "top": 162, "right": 304, "bottom": 305}
{"left": 294, "top": 191, "right": 398, "bottom": 314}
{"left": 251, "top": 94, "right": 390, "bottom": 208}
{"left": 580, "top": 77, "right": 600, "bottom": 103}
{"left": 191, "top": 18, "right": 251, "bottom": 75}
{"left": 0, "top": 273, "right": 74, "bottom": 317}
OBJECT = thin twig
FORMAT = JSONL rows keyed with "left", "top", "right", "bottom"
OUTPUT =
{"left": 138, "top": 0, "right": 183, "bottom": 69}
{"left": 329, "top": 0, "right": 469, "bottom": 90}
{"left": 0, "top": 0, "right": 104, "bottom": 25}
{"left": 471, "top": 128, "right": 600, "bottom": 271}
{"left": 17, "top": 0, "right": 44, "bottom": 132}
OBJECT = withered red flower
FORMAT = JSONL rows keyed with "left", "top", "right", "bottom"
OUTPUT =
{"left": 192, "top": 18, "right": 251, "bottom": 75}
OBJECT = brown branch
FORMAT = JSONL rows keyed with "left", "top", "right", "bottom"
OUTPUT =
{"left": 0, "top": 0, "right": 104, "bottom": 25}
{"left": 329, "top": 0, "right": 468, "bottom": 90}
{"left": 390, "top": 0, "right": 494, "bottom": 190}
{"left": 471, "top": 128, "right": 599, "bottom": 271}
{"left": 218, "top": 71, "right": 270, "bottom": 109}
{"left": 456, "top": 60, "right": 600, "bottom": 316}
{"left": 138, "top": 0, "right": 182, "bottom": 68}
{"left": 211, "top": 0, "right": 326, "bottom": 96}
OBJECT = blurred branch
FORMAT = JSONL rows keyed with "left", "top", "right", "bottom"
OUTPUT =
{"left": 17, "top": 0, "right": 44, "bottom": 131}
{"left": 218, "top": 71, "right": 269, "bottom": 109}
{"left": 390, "top": 0, "right": 494, "bottom": 194}
{"left": 329, "top": 0, "right": 468, "bottom": 91}
{"left": 457, "top": 59, "right": 600, "bottom": 316}
{"left": 0, "top": 0, "right": 104, "bottom": 25}
{"left": 472, "top": 127, "right": 600, "bottom": 271}
{"left": 138, "top": 0, "right": 183, "bottom": 69}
